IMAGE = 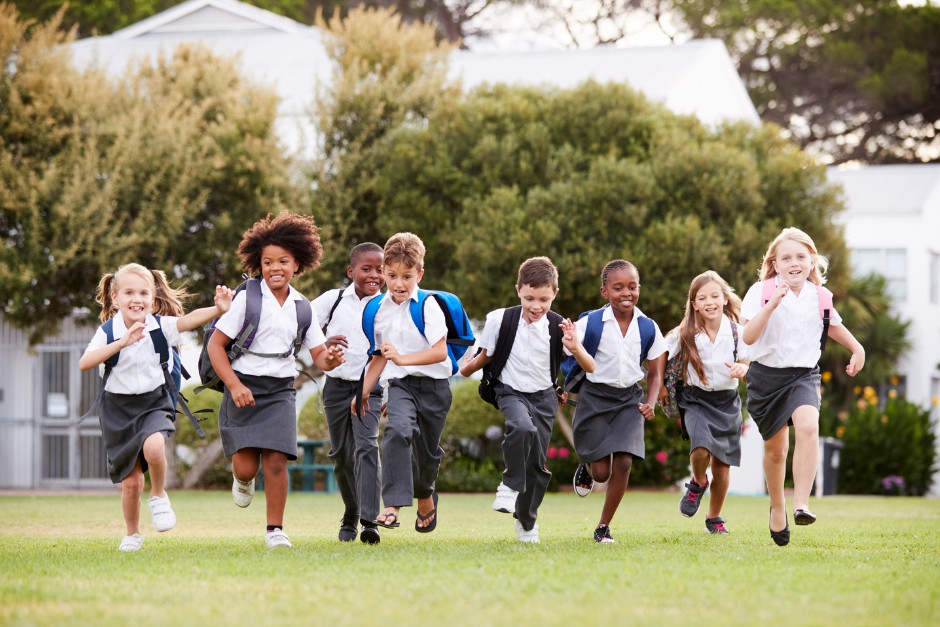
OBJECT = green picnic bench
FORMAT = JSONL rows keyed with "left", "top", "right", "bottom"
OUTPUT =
{"left": 256, "top": 439, "right": 338, "bottom": 494}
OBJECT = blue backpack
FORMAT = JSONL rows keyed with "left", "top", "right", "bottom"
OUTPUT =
{"left": 361, "top": 289, "right": 475, "bottom": 375}
{"left": 76, "top": 315, "right": 210, "bottom": 437}
{"left": 561, "top": 306, "right": 655, "bottom": 402}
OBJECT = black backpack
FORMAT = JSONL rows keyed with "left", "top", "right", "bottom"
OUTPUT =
{"left": 195, "top": 278, "right": 313, "bottom": 394}
{"left": 477, "top": 307, "right": 563, "bottom": 408}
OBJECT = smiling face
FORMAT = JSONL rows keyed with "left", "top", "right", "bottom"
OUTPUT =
{"left": 111, "top": 272, "right": 154, "bottom": 326}
{"left": 773, "top": 238, "right": 814, "bottom": 289}
{"left": 516, "top": 283, "right": 557, "bottom": 324}
{"left": 692, "top": 280, "right": 728, "bottom": 325}
{"left": 260, "top": 244, "right": 299, "bottom": 295}
{"left": 601, "top": 266, "right": 641, "bottom": 317}
{"left": 384, "top": 260, "right": 423, "bottom": 304}
{"left": 348, "top": 250, "right": 384, "bottom": 299}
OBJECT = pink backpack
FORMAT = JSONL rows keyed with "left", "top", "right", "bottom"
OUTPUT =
{"left": 760, "top": 278, "right": 834, "bottom": 351}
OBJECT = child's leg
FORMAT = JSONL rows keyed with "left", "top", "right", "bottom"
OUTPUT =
{"left": 412, "top": 379, "right": 451, "bottom": 527}
{"left": 260, "top": 450, "right": 288, "bottom": 527}
{"left": 599, "top": 453, "right": 633, "bottom": 526}
{"left": 763, "top": 427, "right": 789, "bottom": 531}
{"left": 590, "top": 456, "right": 612, "bottom": 483}
{"left": 232, "top": 448, "right": 262, "bottom": 482}
{"left": 514, "top": 390, "right": 556, "bottom": 531}
{"left": 707, "top": 458, "right": 731, "bottom": 519}
{"left": 141, "top": 432, "right": 168, "bottom": 498}
{"left": 791, "top": 405, "right": 820, "bottom": 511}
{"left": 121, "top": 459, "right": 146, "bottom": 536}
{"left": 689, "top": 447, "right": 712, "bottom": 487}
{"left": 380, "top": 380, "right": 420, "bottom": 517}
{"left": 497, "top": 390, "right": 538, "bottom": 493}
{"left": 352, "top": 384, "right": 384, "bottom": 524}
{"left": 322, "top": 378, "right": 359, "bottom": 517}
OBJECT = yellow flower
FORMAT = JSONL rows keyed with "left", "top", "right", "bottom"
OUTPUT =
{"left": 863, "top": 386, "right": 877, "bottom": 399}
{"left": 853, "top": 386, "right": 861, "bottom": 395}
{"left": 836, "top": 426, "right": 846, "bottom": 438}
{"left": 888, "top": 389, "right": 898, "bottom": 400}
{"left": 838, "top": 411, "right": 848, "bottom": 421}
{"left": 933, "top": 395, "right": 939, "bottom": 407}
{"left": 821, "top": 371, "right": 833, "bottom": 383}
{"left": 856, "top": 399, "right": 868, "bottom": 410}
{"left": 889, "top": 376, "right": 899, "bottom": 386}
{"left": 881, "top": 414, "right": 889, "bottom": 425}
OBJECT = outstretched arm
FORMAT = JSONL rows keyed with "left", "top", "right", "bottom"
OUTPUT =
{"left": 828, "top": 325, "right": 866, "bottom": 376}
{"left": 79, "top": 322, "right": 147, "bottom": 370}
{"left": 561, "top": 318, "right": 595, "bottom": 372}
{"left": 381, "top": 337, "right": 447, "bottom": 367}
{"left": 176, "top": 286, "right": 235, "bottom": 333}
{"left": 742, "top": 282, "right": 788, "bottom": 345}
{"left": 311, "top": 343, "right": 346, "bottom": 372}
{"left": 459, "top": 348, "right": 492, "bottom": 377}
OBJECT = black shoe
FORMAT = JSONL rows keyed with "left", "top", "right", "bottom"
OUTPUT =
{"left": 678, "top": 478, "right": 708, "bottom": 518}
{"left": 769, "top": 508, "right": 790, "bottom": 546}
{"left": 359, "top": 522, "right": 381, "bottom": 545}
{"left": 338, "top": 511, "right": 358, "bottom": 542}
{"left": 593, "top": 524, "right": 615, "bottom": 543}
{"left": 794, "top": 509, "right": 817, "bottom": 526}
{"left": 573, "top": 463, "right": 594, "bottom": 497}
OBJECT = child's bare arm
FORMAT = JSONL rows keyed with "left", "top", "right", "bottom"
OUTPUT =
{"left": 354, "top": 356, "right": 387, "bottom": 415}
{"left": 828, "top": 325, "right": 866, "bottom": 376}
{"left": 742, "top": 283, "right": 788, "bottom": 345}
{"left": 310, "top": 344, "right": 345, "bottom": 372}
{"left": 207, "top": 329, "right": 254, "bottom": 408}
{"left": 561, "top": 318, "right": 595, "bottom": 372}
{"left": 642, "top": 353, "right": 666, "bottom": 420}
{"left": 460, "top": 349, "right": 492, "bottom": 377}
{"left": 176, "top": 286, "right": 235, "bottom": 333}
{"left": 381, "top": 337, "right": 447, "bottom": 367}
{"left": 78, "top": 322, "right": 147, "bottom": 370}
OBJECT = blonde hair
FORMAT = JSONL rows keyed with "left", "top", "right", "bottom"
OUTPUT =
{"left": 759, "top": 227, "right": 828, "bottom": 286}
{"left": 674, "top": 270, "right": 741, "bottom": 386}
{"left": 384, "top": 232, "right": 426, "bottom": 270}
{"left": 95, "top": 263, "right": 189, "bottom": 323}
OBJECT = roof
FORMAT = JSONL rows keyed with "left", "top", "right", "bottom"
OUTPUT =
{"left": 828, "top": 164, "right": 940, "bottom": 216}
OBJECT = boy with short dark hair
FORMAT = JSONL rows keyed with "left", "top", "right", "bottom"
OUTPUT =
{"left": 461, "top": 257, "right": 594, "bottom": 543}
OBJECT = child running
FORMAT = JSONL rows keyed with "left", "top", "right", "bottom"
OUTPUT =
{"left": 208, "top": 212, "right": 345, "bottom": 549}
{"left": 741, "top": 227, "right": 864, "bottom": 546}
{"left": 79, "top": 263, "right": 233, "bottom": 552}
{"left": 312, "top": 242, "right": 385, "bottom": 544}
{"left": 569, "top": 259, "right": 667, "bottom": 543}
{"left": 460, "top": 257, "right": 593, "bottom": 543}
{"left": 661, "top": 270, "right": 749, "bottom": 534}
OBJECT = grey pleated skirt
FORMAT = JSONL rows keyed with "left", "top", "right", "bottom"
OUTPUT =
{"left": 679, "top": 386, "right": 742, "bottom": 466}
{"left": 572, "top": 381, "right": 645, "bottom": 462}
{"left": 219, "top": 374, "right": 298, "bottom": 460}
{"left": 746, "top": 362, "right": 821, "bottom": 441}
{"left": 100, "top": 387, "right": 175, "bottom": 484}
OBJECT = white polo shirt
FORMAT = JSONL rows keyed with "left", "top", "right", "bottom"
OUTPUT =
{"left": 312, "top": 285, "right": 382, "bottom": 381}
{"left": 574, "top": 306, "right": 667, "bottom": 388}
{"left": 372, "top": 287, "right": 450, "bottom": 383}
{"left": 85, "top": 313, "right": 182, "bottom": 395}
{"left": 215, "top": 281, "right": 325, "bottom": 379}
{"left": 664, "top": 315, "right": 747, "bottom": 391}
{"left": 478, "top": 308, "right": 553, "bottom": 393}
{"left": 740, "top": 278, "right": 842, "bottom": 368}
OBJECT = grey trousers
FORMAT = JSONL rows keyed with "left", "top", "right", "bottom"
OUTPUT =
{"left": 382, "top": 376, "right": 452, "bottom": 507}
{"left": 495, "top": 382, "right": 557, "bottom": 531}
{"left": 323, "top": 377, "right": 383, "bottom": 523}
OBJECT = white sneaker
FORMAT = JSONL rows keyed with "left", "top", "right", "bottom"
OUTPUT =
{"left": 265, "top": 529, "right": 292, "bottom": 549}
{"left": 118, "top": 533, "right": 144, "bottom": 552}
{"left": 232, "top": 475, "right": 255, "bottom": 508}
{"left": 514, "top": 519, "right": 540, "bottom": 544}
{"left": 491, "top": 482, "right": 518, "bottom": 514}
{"left": 147, "top": 494, "right": 176, "bottom": 532}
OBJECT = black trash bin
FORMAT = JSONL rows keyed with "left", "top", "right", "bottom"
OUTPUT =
{"left": 814, "top": 437, "right": 844, "bottom": 497}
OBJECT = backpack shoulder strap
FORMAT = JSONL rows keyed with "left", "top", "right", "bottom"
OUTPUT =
{"left": 409, "top": 289, "right": 431, "bottom": 339}
{"left": 637, "top": 316, "right": 655, "bottom": 364}
{"left": 149, "top": 315, "right": 170, "bottom": 367}
{"left": 547, "top": 311, "right": 564, "bottom": 384}
{"left": 293, "top": 299, "right": 313, "bottom": 356}
{"left": 817, "top": 285, "right": 833, "bottom": 352}
{"left": 760, "top": 277, "right": 776, "bottom": 306}
{"left": 582, "top": 308, "right": 606, "bottom": 357}
{"left": 102, "top": 318, "right": 119, "bottom": 370}
{"left": 241, "top": 278, "right": 264, "bottom": 350}
{"left": 362, "top": 293, "right": 386, "bottom": 355}
{"left": 486, "top": 306, "right": 522, "bottom": 383}
{"left": 730, "top": 318, "right": 739, "bottom": 362}
{"left": 322, "top": 288, "right": 345, "bottom": 332}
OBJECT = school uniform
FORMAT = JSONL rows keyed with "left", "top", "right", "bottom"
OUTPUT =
{"left": 478, "top": 308, "right": 559, "bottom": 531}
{"left": 664, "top": 315, "right": 746, "bottom": 466}
{"left": 214, "top": 281, "right": 325, "bottom": 460}
{"left": 571, "top": 306, "right": 667, "bottom": 462}
{"left": 84, "top": 314, "right": 181, "bottom": 483}
{"left": 312, "top": 285, "right": 383, "bottom": 523}
{"left": 741, "top": 277, "right": 843, "bottom": 440}
{"left": 371, "top": 286, "right": 452, "bottom": 508}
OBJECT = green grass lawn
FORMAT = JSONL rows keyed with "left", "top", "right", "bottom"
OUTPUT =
{"left": 1, "top": 490, "right": 938, "bottom": 626}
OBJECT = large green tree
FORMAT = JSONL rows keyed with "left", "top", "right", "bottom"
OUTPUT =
{"left": 0, "top": 4, "right": 305, "bottom": 343}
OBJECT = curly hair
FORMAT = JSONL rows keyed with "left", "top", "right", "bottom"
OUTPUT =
{"left": 238, "top": 212, "right": 323, "bottom": 277}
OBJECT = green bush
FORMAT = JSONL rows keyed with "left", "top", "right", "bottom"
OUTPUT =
{"left": 835, "top": 394, "right": 936, "bottom": 496}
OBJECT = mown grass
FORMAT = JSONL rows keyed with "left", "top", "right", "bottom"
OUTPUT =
{"left": 1, "top": 491, "right": 938, "bottom": 626}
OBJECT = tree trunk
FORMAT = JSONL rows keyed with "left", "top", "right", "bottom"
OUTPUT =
{"left": 555, "top": 406, "right": 575, "bottom": 449}
{"left": 182, "top": 438, "right": 225, "bottom": 489}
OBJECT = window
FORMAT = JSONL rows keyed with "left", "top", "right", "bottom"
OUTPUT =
{"left": 851, "top": 248, "right": 907, "bottom": 301}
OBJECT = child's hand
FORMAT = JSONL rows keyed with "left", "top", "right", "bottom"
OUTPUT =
{"left": 230, "top": 382, "right": 255, "bottom": 408}
{"left": 323, "top": 345, "right": 346, "bottom": 369}
{"left": 214, "top": 285, "right": 235, "bottom": 313}
{"left": 380, "top": 342, "right": 402, "bottom": 365}
{"left": 726, "top": 361, "right": 749, "bottom": 379}
{"left": 845, "top": 350, "right": 865, "bottom": 377}
{"left": 121, "top": 322, "right": 147, "bottom": 348}
{"left": 325, "top": 335, "right": 348, "bottom": 350}
{"left": 559, "top": 318, "right": 579, "bottom": 350}
{"left": 769, "top": 282, "right": 789, "bottom": 307}
{"left": 638, "top": 401, "right": 655, "bottom": 421}
{"left": 351, "top": 395, "right": 368, "bottom": 417}
{"left": 556, "top": 388, "right": 568, "bottom": 406}
{"left": 657, "top": 384, "right": 669, "bottom": 405}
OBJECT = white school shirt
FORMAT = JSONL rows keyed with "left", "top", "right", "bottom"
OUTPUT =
{"left": 84, "top": 313, "right": 182, "bottom": 395}
{"left": 312, "top": 285, "right": 382, "bottom": 381}
{"left": 664, "top": 315, "right": 747, "bottom": 391}
{"left": 740, "top": 277, "right": 842, "bottom": 368}
{"left": 372, "top": 287, "right": 450, "bottom": 384}
{"left": 478, "top": 308, "right": 553, "bottom": 393}
{"left": 573, "top": 306, "right": 667, "bottom": 388}
{"left": 214, "top": 280, "right": 325, "bottom": 379}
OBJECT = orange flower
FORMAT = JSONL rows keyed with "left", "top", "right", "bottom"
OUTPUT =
{"left": 821, "top": 371, "right": 833, "bottom": 383}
